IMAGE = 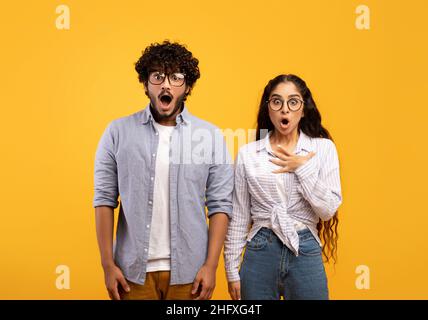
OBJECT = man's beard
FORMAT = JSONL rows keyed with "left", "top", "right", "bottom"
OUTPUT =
{"left": 149, "top": 91, "right": 186, "bottom": 123}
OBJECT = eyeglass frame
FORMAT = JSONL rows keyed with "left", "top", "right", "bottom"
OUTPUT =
{"left": 266, "top": 96, "right": 304, "bottom": 112}
{"left": 148, "top": 71, "right": 187, "bottom": 87}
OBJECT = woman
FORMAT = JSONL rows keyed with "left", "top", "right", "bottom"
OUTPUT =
{"left": 224, "top": 74, "right": 342, "bottom": 300}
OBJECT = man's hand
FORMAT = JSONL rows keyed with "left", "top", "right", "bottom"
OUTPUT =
{"left": 228, "top": 280, "right": 241, "bottom": 300}
{"left": 192, "top": 264, "right": 216, "bottom": 300}
{"left": 270, "top": 145, "right": 316, "bottom": 173}
{"left": 103, "top": 264, "right": 130, "bottom": 300}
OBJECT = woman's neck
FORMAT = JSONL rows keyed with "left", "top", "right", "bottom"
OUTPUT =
{"left": 270, "top": 128, "right": 300, "bottom": 150}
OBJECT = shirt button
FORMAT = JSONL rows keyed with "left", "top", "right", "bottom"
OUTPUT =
{"left": 146, "top": 224, "right": 150, "bottom": 228}
{"left": 150, "top": 177, "right": 154, "bottom": 181}
{"left": 144, "top": 248, "right": 148, "bottom": 252}
{"left": 152, "top": 153, "right": 156, "bottom": 157}
{"left": 148, "top": 200, "right": 152, "bottom": 205}
{"left": 155, "top": 132, "right": 159, "bottom": 135}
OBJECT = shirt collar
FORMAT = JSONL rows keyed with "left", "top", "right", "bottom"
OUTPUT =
{"left": 256, "top": 129, "right": 313, "bottom": 155}
{"left": 139, "top": 103, "right": 191, "bottom": 125}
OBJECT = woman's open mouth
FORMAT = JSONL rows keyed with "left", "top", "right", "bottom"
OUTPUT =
{"left": 280, "top": 118, "right": 290, "bottom": 128}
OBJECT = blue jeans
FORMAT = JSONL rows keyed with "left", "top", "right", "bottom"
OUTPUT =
{"left": 239, "top": 227, "right": 329, "bottom": 300}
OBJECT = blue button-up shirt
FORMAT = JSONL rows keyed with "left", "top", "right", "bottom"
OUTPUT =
{"left": 93, "top": 104, "right": 234, "bottom": 285}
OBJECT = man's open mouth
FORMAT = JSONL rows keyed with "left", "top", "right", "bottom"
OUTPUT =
{"left": 159, "top": 93, "right": 173, "bottom": 107}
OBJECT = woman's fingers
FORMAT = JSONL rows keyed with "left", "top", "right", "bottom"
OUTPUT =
{"left": 307, "top": 151, "right": 316, "bottom": 159}
{"left": 272, "top": 167, "right": 288, "bottom": 174}
{"left": 269, "top": 158, "right": 286, "bottom": 166}
{"left": 234, "top": 282, "right": 241, "bottom": 300}
{"left": 270, "top": 158, "right": 289, "bottom": 173}
{"left": 228, "top": 281, "right": 241, "bottom": 300}
{"left": 271, "top": 151, "right": 289, "bottom": 161}
{"left": 276, "top": 145, "right": 292, "bottom": 156}
{"left": 235, "top": 286, "right": 241, "bottom": 300}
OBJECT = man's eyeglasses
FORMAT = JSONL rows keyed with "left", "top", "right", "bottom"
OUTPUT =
{"left": 148, "top": 71, "right": 186, "bottom": 87}
{"left": 267, "top": 96, "right": 304, "bottom": 112}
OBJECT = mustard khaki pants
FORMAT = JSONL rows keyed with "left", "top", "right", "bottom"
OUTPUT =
{"left": 119, "top": 271, "right": 197, "bottom": 300}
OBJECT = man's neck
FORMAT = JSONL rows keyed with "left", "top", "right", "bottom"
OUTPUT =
{"left": 150, "top": 103, "right": 184, "bottom": 126}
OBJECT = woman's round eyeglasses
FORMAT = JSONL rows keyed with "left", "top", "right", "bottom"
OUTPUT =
{"left": 267, "top": 97, "right": 304, "bottom": 112}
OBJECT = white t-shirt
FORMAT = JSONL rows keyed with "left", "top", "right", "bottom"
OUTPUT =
{"left": 146, "top": 121, "right": 175, "bottom": 272}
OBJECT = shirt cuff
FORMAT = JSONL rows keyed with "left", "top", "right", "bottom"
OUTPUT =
{"left": 226, "top": 269, "right": 240, "bottom": 282}
{"left": 207, "top": 205, "right": 233, "bottom": 219}
{"left": 93, "top": 199, "right": 119, "bottom": 208}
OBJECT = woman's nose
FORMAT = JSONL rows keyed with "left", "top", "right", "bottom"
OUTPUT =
{"left": 280, "top": 105, "right": 290, "bottom": 114}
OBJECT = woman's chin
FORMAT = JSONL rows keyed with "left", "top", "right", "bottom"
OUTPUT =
{"left": 275, "top": 125, "right": 290, "bottom": 134}
{"left": 274, "top": 124, "right": 298, "bottom": 136}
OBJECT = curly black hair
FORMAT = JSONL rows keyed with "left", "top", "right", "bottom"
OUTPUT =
{"left": 135, "top": 40, "right": 200, "bottom": 97}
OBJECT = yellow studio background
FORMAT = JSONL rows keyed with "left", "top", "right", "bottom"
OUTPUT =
{"left": 0, "top": 0, "right": 427, "bottom": 299}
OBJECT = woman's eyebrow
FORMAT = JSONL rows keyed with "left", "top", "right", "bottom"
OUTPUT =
{"left": 270, "top": 93, "right": 302, "bottom": 99}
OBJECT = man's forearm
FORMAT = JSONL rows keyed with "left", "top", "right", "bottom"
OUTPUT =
{"left": 95, "top": 206, "right": 115, "bottom": 268}
{"left": 205, "top": 213, "right": 229, "bottom": 268}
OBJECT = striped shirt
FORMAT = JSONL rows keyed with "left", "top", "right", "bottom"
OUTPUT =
{"left": 224, "top": 130, "right": 342, "bottom": 282}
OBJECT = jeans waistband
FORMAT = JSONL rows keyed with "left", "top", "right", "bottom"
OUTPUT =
{"left": 258, "top": 226, "right": 313, "bottom": 240}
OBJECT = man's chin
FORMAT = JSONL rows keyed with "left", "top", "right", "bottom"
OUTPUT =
{"left": 151, "top": 102, "right": 169, "bottom": 113}
{"left": 159, "top": 107, "right": 176, "bottom": 117}
{"left": 150, "top": 98, "right": 184, "bottom": 120}
{"left": 153, "top": 105, "right": 177, "bottom": 119}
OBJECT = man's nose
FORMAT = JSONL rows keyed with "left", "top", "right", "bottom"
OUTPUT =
{"left": 162, "top": 76, "right": 172, "bottom": 89}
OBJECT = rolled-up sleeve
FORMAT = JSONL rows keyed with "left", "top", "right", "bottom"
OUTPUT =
{"left": 93, "top": 122, "right": 119, "bottom": 208}
{"left": 205, "top": 129, "right": 234, "bottom": 218}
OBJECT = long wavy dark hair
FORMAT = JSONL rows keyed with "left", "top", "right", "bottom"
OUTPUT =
{"left": 256, "top": 74, "right": 339, "bottom": 264}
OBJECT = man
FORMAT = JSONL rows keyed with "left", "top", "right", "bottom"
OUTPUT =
{"left": 93, "top": 40, "right": 233, "bottom": 300}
